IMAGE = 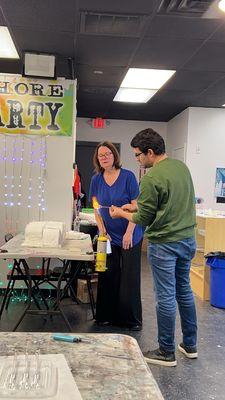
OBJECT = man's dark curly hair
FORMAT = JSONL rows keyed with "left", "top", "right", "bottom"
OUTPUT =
{"left": 130, "top": 128, "right": 165, "bottom": 155}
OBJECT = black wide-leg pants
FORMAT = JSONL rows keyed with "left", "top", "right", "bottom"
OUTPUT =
{"left": 95, "top": 240, "right": 142, "bottom": 327}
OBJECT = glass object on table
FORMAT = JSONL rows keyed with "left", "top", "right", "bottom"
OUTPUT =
{"left": 73, "top": 216, "right": 80, "bottom": 232}
{"left": 0, "top": 352, "right": 58, "bottom": 398}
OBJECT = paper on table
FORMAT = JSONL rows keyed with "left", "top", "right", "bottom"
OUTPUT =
{"left": 65, "top": 231, "right": 89, "bottom": 240}
{"left": 106, "top": 239, "right": 112, "bottom": 254}
{"left": 25, "top": 222, "right": 45, "bottom": 239}
{"left": 43, "top": 228, "right": 61, "bottom": 248}
{"left": 52, "top": 354, "right": 83, "bottom": 400}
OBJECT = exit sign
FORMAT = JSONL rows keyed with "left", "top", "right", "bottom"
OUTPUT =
{"left": 92, "top": 117, "right": 105, "bottom": 129}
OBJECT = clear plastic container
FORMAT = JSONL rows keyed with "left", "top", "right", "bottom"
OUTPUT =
{"left": 0, "top": 355, "right": 58, "bottom": 398}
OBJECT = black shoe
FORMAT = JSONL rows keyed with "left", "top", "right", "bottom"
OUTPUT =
{"left": 144, "top": 348, "right": 177, "bottom": 367}
{"left": 178, "top": 343, "right": 198, "bottom": 359}
{"left": 128, "top": 324, "right": 142, "bottom": 331}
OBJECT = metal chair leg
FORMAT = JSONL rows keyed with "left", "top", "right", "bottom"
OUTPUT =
{"left": 0, "top": 259, "right": 19, "bottom": 318}
{"left": 5, "top": 280, "right": 15, "bottom": 310}
{"left": 0, "top": 279, "right": 13, "bottom": 318}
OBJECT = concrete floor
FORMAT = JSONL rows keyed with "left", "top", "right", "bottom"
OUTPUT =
{"left": 0, "top": 253, "right": 224, "bottom": 400}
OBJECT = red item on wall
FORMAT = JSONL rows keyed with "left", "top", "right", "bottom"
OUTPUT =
{"left": 92, "top": 117, "right": 105, "bottom": 129}
{"left": 73, "top": 165, "right": 81, "bottom": 198}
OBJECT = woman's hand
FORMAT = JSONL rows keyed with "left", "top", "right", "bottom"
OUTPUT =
{"left": 121, "top": 203, "right": 137, "bottom": 212}
{"left": 122, "top": 231, "right": 133, "bottom": 250}
{"left": 99, "top": 230, "right": 111, "bottom": 241}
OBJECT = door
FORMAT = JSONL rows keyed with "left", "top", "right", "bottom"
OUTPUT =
{"left": 75, "top": 141, "right": 120, "bottom": 207}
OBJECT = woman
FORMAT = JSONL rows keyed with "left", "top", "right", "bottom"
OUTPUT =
{"left": 89, "top": 141, "right": 144, "bottom": 330}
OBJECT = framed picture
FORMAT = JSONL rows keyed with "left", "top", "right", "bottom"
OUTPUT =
{"left": 215, "top": 168, "right": 225, "bottom": 198}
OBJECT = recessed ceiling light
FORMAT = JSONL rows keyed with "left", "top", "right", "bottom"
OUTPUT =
{"left": 0, "top": 26, "right": 19, "bottom": 59}
{"left": 120, "top": 68, "right": 176, "bottom": 90}
{"left": 94, "top": 70, "right": 103, "bottom": 74}
{"left": 218, "top": 0, "right": 225, "bottom": 12}
{"left": 113, "top": 88, "right": 157, "bottom": 103}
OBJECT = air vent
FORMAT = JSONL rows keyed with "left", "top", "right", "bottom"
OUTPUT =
{"left": 79, "top": 12, "right": 146, "bottom": 37}
{"left": 158, "top": 0, "right": 215, "bottom": 17}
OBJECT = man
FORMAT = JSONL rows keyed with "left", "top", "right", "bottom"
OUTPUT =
{"left": 110, "top": 128, "right": 197, "bottom": 367}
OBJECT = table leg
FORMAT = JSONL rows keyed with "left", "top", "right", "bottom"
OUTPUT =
{"left": 12, "top": 259, "right": 32, "bottom": 332}
{"left": 55, "top": 260, "right": 72, "bottom": 331}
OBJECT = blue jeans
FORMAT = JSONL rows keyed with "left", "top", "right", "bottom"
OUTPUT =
{"left": 148, "top": 237, "right": 197, "bottom": 353}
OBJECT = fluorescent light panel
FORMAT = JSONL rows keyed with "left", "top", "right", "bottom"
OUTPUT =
{"left": 218, "top": 0, "right": 225, "bottom": 12}
{"left": 121, "top": 68, "right": 176, "bottom": 90}
{"left": 114, "top": 88, "right": 157, "bottom": 103}
{"left": 0, "top": 26, "right": 19, "bottom": 59}
{"left": 114, "top": 67, "right": 176, "bottom": 103}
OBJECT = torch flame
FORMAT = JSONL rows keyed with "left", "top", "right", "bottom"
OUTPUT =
{"left": 92, "top": 196, "right": 100, "bottom": 209}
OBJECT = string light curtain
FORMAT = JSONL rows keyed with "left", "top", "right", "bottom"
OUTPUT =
{"left": 0, "top": 134, "right": 47, "bottom": 239}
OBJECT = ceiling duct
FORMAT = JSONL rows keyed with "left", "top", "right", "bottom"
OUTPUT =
{"left": 79, "top": 12, "right": 147, "bottom": 37}
{"left": 158, "top": 0, "right": 216, "bottom": 17}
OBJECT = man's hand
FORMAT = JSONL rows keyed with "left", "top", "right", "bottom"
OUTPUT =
{"left": 121, "top": 203, "right": 137, "bottom": 212}
{"left": 109, "top": 205, "right": 124, "bottom": 219}
{"left": 110, "top": 205, "right": 134, "bottom": 223}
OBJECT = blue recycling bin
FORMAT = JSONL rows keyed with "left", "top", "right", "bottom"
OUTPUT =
{"left": 206, "top": 255, "right": 225, "bottom": 309}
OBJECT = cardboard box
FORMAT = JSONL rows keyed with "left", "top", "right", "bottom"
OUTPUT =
{"left": 142, "top": 237, "right": 148, "bottom": 252}
{"left": 77, "top": 277, "right": 98, "bottom": 304}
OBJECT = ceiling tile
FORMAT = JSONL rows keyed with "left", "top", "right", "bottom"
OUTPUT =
{"left": 1, "top": 0, "right": 77, "bottom": 32}
{"left": 165, "top": 70, "right": 225, "bottom": 93}
{"left": 12, "top": 28, "right": 75, "bottom": 57}
{"left": 209, "top": 21, "right": 225, "bottom": 42}
{"left": 131, "top": 37, "right": 203, "bottom": 69}
{"left": 0, "top": 60, "right": 21, "bottom": 75}
{"left": 77, "top": 36, "right": 139, "bottom": 66}
{"left": 194, "top": 75, "right": 225, "bottom": 98}
{"left": 76, "top": 65, "right": 125, "bottom": 86}
{"left": 152, "top": 89, "right": 198, "bottom": 106}
{"left": 78, "top": 85, "right": 117, "bottom": 99}
{"left": 146, "top": 15, "right": 219, "bottom": 40}
{"left": 0, "top": 8, "right": 5, "bottom": 25}
{"left": 77, "top": 97, "right": 112, "bottom": 117}
{"left": 191, "top": 95, "right": 225, "bottom": 107}
{"left": 78, "top": 0, "right": 157, "bottom": 14}
{"left": 184, "top": 42, "right": 225, "bottom": 71}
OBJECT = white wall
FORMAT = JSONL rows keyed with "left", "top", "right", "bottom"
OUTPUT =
{"left": 186, "top": 107, "right": 225, "bottom": 210}
{"left": 166, "top": 108, "right": 189, "bottom": 160}
{"left": 76, "top": 118, "right": 167, "bottom": 178}
{"left": 167, "top": 106, "right": 225, "bottom": 210}
{"left": 44, "top": 136, "right": 74, "bottom": 227}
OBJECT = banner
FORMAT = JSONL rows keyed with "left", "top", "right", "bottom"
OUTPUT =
{"left": 0, "top": 75, "right": 74, "bottom": 136}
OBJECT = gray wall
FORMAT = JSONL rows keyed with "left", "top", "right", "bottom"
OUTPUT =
{"left": 76, "top": 118, "right": 167, "bottom": 179}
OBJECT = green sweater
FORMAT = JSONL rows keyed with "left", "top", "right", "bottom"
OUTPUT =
{"left": 132, "top": 158, "right": 196, "bottom": 243}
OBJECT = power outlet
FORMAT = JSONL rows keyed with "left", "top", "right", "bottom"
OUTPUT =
{"left": 196, "top": 145, "right": 200, "bottom": 154}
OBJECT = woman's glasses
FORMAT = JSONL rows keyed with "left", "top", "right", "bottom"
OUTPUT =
{"left": 98, "top": 151, "right": 113, "bottom": 159}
